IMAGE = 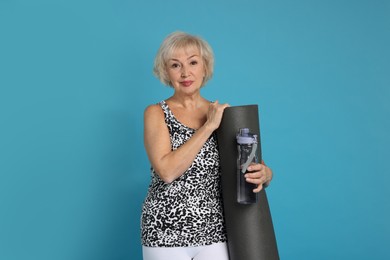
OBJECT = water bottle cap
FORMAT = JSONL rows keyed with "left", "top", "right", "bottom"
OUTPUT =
{"left": 236, "top": 128, "right": 257, "bottom": 144}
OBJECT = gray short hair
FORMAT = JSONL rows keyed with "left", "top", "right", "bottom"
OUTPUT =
{"left": 153, "top": 31, "right": 214, "bottom": 87}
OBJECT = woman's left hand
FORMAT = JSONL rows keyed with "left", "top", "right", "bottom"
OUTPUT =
{"left": 244, "top": 161, "right": 273, "bottom": 193}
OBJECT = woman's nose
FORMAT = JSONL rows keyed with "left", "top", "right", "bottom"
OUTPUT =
{"left": 181, "top": 66, "right": 189, "bottom": 77}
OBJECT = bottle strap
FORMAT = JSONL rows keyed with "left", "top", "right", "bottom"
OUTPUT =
{"left": 241, "top": 143, "right": 257, "bottom": 174}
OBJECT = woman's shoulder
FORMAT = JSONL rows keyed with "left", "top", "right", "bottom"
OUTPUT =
{"left": 144, "top": 101, "right": 165, "bottom": 120}
{"left": 144, "top": 103, "right": 160, "bottom": 112}
{"left": 144, "top": 102, "right": 168, "bottom": 133}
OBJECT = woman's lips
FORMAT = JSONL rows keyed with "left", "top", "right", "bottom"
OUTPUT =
{"left": 180, "top": 81, "right": 193, "bottom": 87}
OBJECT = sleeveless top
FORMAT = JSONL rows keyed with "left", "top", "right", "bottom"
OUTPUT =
{"left": 141, "top": 100, "right": 227, "bottom": 247}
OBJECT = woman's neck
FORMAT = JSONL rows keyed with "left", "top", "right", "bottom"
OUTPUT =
{"left": 168, "top": 92, "right": 207, "bottom": 109}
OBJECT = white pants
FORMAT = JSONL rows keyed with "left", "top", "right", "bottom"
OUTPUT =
{"left": 142, "top": 242, "right": 229, "bottom": 260}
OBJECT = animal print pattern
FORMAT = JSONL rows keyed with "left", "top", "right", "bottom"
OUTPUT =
{"left": 141, "top": 100, "right": 227, "bottom": 247}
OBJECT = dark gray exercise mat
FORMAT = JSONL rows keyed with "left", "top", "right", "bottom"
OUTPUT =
{"left": 216, "top": 105, "right": 279, "bottom": 260}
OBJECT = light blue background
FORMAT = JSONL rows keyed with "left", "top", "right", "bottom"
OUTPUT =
{"left": 1, "top": 0, "right": 389, "bottom": 259}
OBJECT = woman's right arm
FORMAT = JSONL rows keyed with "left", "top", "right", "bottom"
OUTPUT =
{"left": 143, "top": 102, "right": 228, "bottom": 183}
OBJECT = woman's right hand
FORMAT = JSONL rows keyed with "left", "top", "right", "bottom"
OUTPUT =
{"left": 205, "top": 100, "right": 230, "bottom": 131}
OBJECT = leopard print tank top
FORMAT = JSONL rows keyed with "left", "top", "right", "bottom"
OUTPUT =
{"left": 141, "top": 100, "right": 227, "bottom": 247}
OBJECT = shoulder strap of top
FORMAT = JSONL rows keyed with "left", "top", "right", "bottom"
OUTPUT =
{"left": 158, "top": 100, "right": 172, "bottom": 122}
{"left": 158, "top": 100, "right": 168, "bottom": 113}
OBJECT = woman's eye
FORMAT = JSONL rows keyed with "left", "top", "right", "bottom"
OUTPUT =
{"left": 171, "top": 63, "right": 180, "bottom": 68}
{"left": 190, "top": 60, "right": 198, "bottom": 65}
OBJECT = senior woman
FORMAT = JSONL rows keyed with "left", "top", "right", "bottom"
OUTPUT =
{"left": 141, "top": 31, "right": 273, "bottom": 260}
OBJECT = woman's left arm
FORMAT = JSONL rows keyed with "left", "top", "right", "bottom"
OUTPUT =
{"left": 244, "top": 160, "right": 273, "bottom": 193}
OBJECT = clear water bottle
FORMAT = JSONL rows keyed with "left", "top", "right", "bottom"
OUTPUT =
{"left": 236, "top": 128, "right": 258, "bottom": 204}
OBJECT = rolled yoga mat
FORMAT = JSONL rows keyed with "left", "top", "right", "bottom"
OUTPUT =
{"left": 216, "top": 105, "right": 279, "bottom": 260}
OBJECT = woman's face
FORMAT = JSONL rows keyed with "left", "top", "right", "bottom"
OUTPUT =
{"left": 166, "top": 46, "right": 205, "bottom": 94}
